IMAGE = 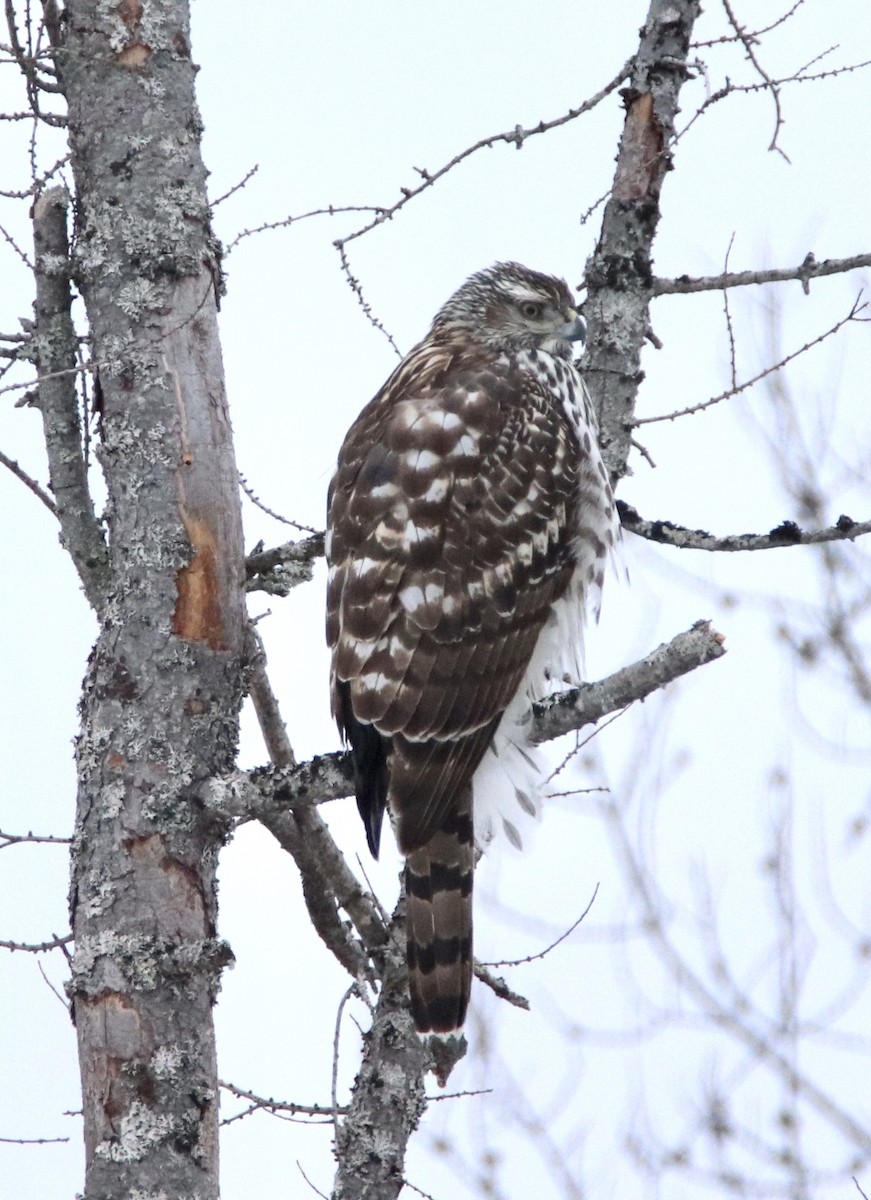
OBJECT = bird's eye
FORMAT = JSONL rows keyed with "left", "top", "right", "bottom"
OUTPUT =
{"left": 520, "top": 301, "right": 544, "bottom": 320}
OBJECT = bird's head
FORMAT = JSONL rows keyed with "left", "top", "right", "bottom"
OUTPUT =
{"left": 430, "top": 261, "right": 585, "bottom": 359}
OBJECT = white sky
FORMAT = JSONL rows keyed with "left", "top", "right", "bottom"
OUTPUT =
{"left": 1, "top": 2, "right": 869, "bottom": 1198}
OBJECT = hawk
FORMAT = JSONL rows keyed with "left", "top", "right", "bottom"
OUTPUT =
{"left": 326, "top": 262, "right": 618, "bottom": 1034}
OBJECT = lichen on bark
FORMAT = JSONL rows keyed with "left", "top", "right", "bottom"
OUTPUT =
{"left": 56, "top": 3, "right": 245, "bottom": 1197}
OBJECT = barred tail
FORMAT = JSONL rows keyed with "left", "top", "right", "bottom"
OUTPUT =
{"left": 404, "top": 794, "right": 474, "bottom": 1034}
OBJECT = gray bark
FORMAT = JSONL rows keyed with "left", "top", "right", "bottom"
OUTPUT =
{"left": 32, "top": 188, "right": 110, "bottom": 611}
{"left": 583, "top": 0, "right": 703, "bottom": 479}
{"left": 332, "top": 911, "right": 430, "bottom": 1200}
{"left": 204, "top": 621, "right": 727, "bottom": 828}
{"left": 54, "top": 3, "right": 245, "bottom": 1196}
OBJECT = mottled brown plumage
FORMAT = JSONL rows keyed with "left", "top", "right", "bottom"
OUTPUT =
{"left": 326, "top": 262, "right": 617, "bottom": 1033}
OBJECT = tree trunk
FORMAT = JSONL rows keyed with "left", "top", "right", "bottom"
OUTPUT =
{"left": 57, "top": 3, "right": 244, "bottom": 1196}
{"left": 584, "top": 0, "right": 702, "bottom": 478}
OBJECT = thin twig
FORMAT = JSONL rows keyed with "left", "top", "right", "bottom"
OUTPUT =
{"left": 401, "top": 1181, "right": 439, "bottom": 1200}
{"left": 692, "top": 0, "right": 805, "bottom": 47}
{"left": 0, "top": 933, "right": 72, "bottom": 952}
{"left": 0, "top": 449, "right": 57, "bottom": 515}
{"left": 634, "top": 297, "right": 866, "bottom": 425}
{"left": 210, "top": 163, "right": 259, "bottom": 208}
{"left": 722, "top": 233, "right": 738, "bottom": 388}
{"left": 239, "top": 473, "right": 319, "bottom": 534}
{"left": 37, "top": 959, "right": 69, "bottom": 1009}
{"left": 0, "top": 152, "right": 69, "bottom": 200}
{"left": 481, "top": 885, "right": 600, "bottom": 969}
{"left": 332, "top": 984, "right": 359, "bottom": 1143}
{"left": 605, "top": 796, "right": 871, "bottom": 1157}
{"left": 0, "top": 218, "right": 33, "bottom": 268}
{"left": 0, "top": 1134, "right": 70, "bottom": 1144}
{"left": 674, "top": 58, "right": 871, "bottom": 149}
{"left": 226, "top": 204, "right": 386, "bottom": 254}
{"left": 722, "top": 0, "right": 789, "bottom": 159}
{"left": 297, "top": 1161, "right": 330, "bottom": 1200}
{"left": 219, "top": 1080, "right": 343, "bottom": 1122}
{"left": 335, "top": 243, "right": 402, "bottom": 356}
{"left": 333, "top": 59, "right": 633, "bottom": 252}
{"left": 472, "top": 964, "right": 531, "bottom": 1011}
{"left": 0, "top": 827, "right": 71, "bottom": 848}
{"left": 425, "top": 1087, "right": 493, "bottom": 1103}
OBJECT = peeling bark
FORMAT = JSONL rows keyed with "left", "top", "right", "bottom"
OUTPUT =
{"left": 57, "top": 2, "right": 244, "bottom": 1196}
{"left": 584, "top": 0, "right": 702, "bottom": 479}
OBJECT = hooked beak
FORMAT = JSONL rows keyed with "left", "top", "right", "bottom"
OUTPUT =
{"left": 559, "top": 309, "right": 586, "bottom": 345}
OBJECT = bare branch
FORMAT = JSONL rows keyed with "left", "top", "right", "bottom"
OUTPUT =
{"left": 36, "top": 958, "right": 69, "bottom": 1008}
{"left": 298, "top": 1161, "right": 330, "bottom": 1200}
{"left": 246, "top": 623, "right": 297, "bottom": 767}
{"left": 618, "top": 502, "right": 871, "bottom": 552}
{"left": 0, "top": 330, "right": 29, "bottom": 347}
{"left": 225, "top": 204, "right": 387, "bottom": 254}
{"left": 219, "top": 1079, "right": 343, "bottom": 1123}
{"left": 653, "top": 251, "right": 871, "bottom": 296}
{"left": 245, "top": 531, "right": 324, "bottom": 595}
{"left": 4, "top": 0, "right": 65, "bottom": 120}
{"left": 239, "top": 473, "right": 319, "bottom": 534}
{"left": 481, "top": 886, "right": 600, "bottom": 969}
{"left": 210, "top": 163, "right": 259, "bottom": 209}
{"left": 722, "top": 233, "right": 738, "bottom": 388}
{"left": 204, "top": 757, "right": 354, "bottom": 820}
{"left": 634, "top": 296, "right": 866, "bottom": 425}
{"left": 722, "top": 0, "right": 789, "bottom": 160}
{"left": 241, "top": 629, "right": 380, "bottom": 979}
{"left": 330, "top": 60, "right": 635, "bottom": 357}
{"left": 0, "top": 446, "right": 57, "bottom": 515}
{"left": 261, "top": 797, "right": 388, "bottom": 976}
{"left": 2, "top": 361, "right": 83, "bottom": 402}
{"left": 334, "top": 60, "right": 633, "bottom": 253}
{"left": 32, "top": 187, "right": 109, "bottom": 611}
{"left": 532, "top": 620, "right": 726, "bottom": 744}
{"left": 605, "top": 798, "right": 871, "bottom": 1158}
{"left": 0, "top": 1134, "right": 70, "bottom": 1144}
{"left": 692, "top": 0, "right": 805, "bottom": 47}
{"left": 472, "top": 964, "right": 530, "bottom": 1012}
{"left": 207, "top": 621, "right": 727, "bottom": 824}
{"left": 0, "top": 826, "right": 70, "bottom": 849}
{"left": 235, "top": 489, "right": 867, "bottom": 599}
{"left": 401, "top": 1181, "right": 438, "bottom": 1200}
{"left": 0, "top": 216, "right": 32, "bottom": 268}
{"left": 335, "top": 243, "right": 403, "bottom": 356}
{"left": 674, "top": 56, "right": 871, "bottom": 152}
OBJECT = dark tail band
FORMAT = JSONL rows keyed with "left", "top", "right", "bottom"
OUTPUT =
{"left": 404, "top": 795, "right": 474, "bottom": 1034}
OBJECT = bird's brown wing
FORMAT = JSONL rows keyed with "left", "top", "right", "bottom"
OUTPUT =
{"left": 327, "top": 346, "right": 579, "bottom": 855}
